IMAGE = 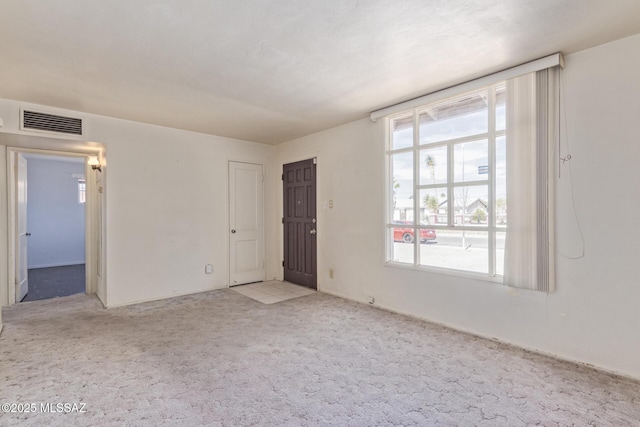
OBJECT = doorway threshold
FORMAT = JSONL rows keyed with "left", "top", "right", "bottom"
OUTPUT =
{"left": 231, "top": 280, "right": 315, "bottom": 304}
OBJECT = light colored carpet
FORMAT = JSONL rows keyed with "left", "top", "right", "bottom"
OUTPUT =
{"left": 1, "top": 290, "right": 639, "bottom": 426}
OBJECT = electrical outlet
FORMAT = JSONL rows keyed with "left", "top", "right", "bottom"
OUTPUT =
{"left": 205, "top": 264, "right": 213, "bottom": 274}
{"left": 329, "top": 269, "right": 334, "bottom": 279}
{"left": 368, "top": 296, "right": 375, "bottom": 304}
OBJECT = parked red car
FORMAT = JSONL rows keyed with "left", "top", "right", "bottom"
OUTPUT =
{"left": 393, "top": 221, "right": 436, "bottom": 243}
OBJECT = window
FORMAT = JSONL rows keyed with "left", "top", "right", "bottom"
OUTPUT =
{"left": 382, "top": 56, "right": 561, "bottom": 290}
{"left": 387, "top": 83, "right": 506, "bottom": 277}
{"left": 78, "top": 179, "right": 86, "bottom": 204}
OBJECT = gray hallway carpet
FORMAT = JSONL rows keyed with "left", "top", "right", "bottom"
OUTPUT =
{"left": 1, "top": 290, "right": 639, "bottom": 426}
{"left": 22, "top": 264, "right": 85, "bottom": 302}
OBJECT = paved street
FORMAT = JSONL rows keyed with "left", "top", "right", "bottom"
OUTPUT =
{"left": 426, "top": 231, "right": 506, "bottom": 249}
{"left": 392, "top": 230, "right": 505, "bottom": 274}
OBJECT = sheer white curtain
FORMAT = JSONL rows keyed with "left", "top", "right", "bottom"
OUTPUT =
{"left": 503, "top": 68, "right": 558, "bottom": 292}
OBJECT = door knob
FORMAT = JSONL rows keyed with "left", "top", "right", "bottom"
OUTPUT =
{"left": 231, "top": 229, "right": 236, "bottom": 234}
{"left": 310, "top": 229, "right": 316, "bottom": 235}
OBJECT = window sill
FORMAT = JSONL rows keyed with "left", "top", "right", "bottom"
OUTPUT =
{"left": 384, "top": 261, "right": 504, "bottom": 284}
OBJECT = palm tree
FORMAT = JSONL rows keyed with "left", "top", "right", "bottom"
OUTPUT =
{"left": 423, "top": 155, "right": 438, "bottom": 224}
{"left": 422, "top": 194, "right": 440, "bottom": 214}
{"left": 425, "top": 154, "right": 436, "bottom": 184}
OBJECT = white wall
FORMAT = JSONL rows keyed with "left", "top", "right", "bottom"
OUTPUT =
{"left": 274, "top": 33, "right": 640, "bottom": 379}
{"left": 92, "top": 117, "right": 277, "bottom": 306}
{"left": 25, "top": 155, "right": 85, "bottom": 268}
{"left": 0, "top": 30, "right": 637, "bottom": 380}
{"left": 0, "top": 100, "right": 276, "bottom": 308}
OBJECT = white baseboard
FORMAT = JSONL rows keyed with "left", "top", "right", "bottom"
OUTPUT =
{"left": 105, "top": 284, "right": 228, "bottom": 308}
{"left": 319, "top": 288, "right": 640, "bottom": 382}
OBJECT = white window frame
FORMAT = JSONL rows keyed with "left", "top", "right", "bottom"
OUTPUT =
{"left": 385, "top": 82, "right": 506, "bottom": 281}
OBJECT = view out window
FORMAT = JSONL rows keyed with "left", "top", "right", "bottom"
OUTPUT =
{"left": 78, "top": 179, "right": 86, "bottom": 204}
{"left": 387, "top": 83, "right": 506, "bottom": 277}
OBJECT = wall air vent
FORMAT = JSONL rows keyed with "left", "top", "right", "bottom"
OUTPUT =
{"left": 22, "top": 110, "right": 83, "bottom": 136}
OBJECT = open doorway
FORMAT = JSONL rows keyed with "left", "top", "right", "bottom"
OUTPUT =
{"left": 2, "top": 143, "right": 104, "bottom": 308}
{"left": 17, "top": 153, "right": 87, "bottom": 302}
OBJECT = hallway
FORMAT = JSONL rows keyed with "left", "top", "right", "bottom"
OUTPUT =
{"left": 22, "top": 264, "right": 85, "bottom": 302}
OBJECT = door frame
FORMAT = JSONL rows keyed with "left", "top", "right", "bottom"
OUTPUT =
{"left": 281, "top": 156, "right": 318, "bottom": 289}
{"left": 5, "top": 147, "right": 100, "bottom": 305}
{"left": 227, "top": 159, "right": 266, "bottom": 287}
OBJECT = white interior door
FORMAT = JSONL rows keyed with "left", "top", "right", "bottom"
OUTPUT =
{"left": 16, "top": 153, "right": 29, "bottom": 302}
{"left": 229, "top": 161, "right": 264, "bottom": 286}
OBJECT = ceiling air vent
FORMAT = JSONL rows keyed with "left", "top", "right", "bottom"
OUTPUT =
{"left": 22, "top": 110, "right": 83, "bottom": 136}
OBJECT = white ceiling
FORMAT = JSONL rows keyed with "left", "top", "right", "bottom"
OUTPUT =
{"left": 1, "top": 1, "right": 639, "bottom": 145}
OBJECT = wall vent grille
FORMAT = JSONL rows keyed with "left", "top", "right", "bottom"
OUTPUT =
{"left": 22, "top": 110, "right": 83, "bottom": 135}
